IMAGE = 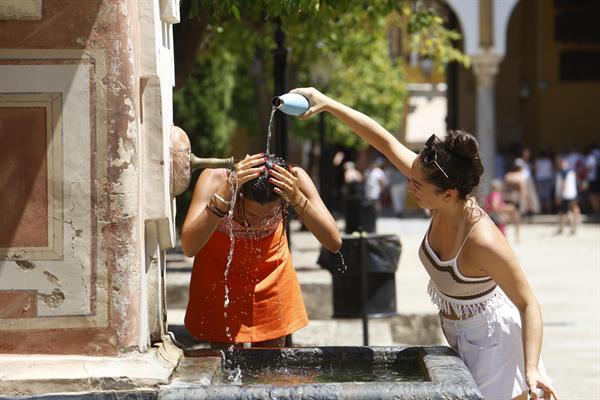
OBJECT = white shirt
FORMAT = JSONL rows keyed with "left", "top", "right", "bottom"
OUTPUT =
{"left": 586, "top": 153, "right": 598, "bottom": 181}
{"left": 365, "top": 167, "right": 387, "bottom": 201}
{"left": 556, "top": 169, "right": 577, "bottom": 200}
{"left": 534, "top": 158, "right": 554, "bottom": 180}
{"left": 566, "top": 152, "right": 583, "bottom": 172}
{"left": 515, "top": 158, "right": 531, "bottom": 179}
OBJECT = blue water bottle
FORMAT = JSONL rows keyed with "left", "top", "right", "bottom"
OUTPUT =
{"left": 272, "top": 93, "right": 310, "bottom": 116}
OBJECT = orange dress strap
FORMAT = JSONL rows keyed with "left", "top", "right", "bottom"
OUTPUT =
{"left": 184, "top": 222, "right": 308, "bottom": 343}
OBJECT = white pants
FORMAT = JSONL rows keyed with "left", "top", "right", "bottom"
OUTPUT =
{"left": 441, "top": 293, "right": 550, "bottom": 399}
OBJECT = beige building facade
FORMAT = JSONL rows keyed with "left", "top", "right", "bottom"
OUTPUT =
{"left": 449, "top": 0, "right": 600, "bottom": 160}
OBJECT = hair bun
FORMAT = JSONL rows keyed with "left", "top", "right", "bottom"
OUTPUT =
{"left": 446, "top": 130, "right": 479, "bottom": 159}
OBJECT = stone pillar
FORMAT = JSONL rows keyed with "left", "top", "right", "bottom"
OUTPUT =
{"left": 472, "top": 52, "right": 502, "bottom": 192}
{"left": 0, "top": 0, "right": 182, "bottom": 394}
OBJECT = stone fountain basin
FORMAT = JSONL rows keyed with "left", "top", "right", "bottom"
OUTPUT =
{"left": 159, "top": 346, "right": 483, "bottom": 400}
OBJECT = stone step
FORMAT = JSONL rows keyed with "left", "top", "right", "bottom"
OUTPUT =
{"left": 167, "top": 270, "right": 338, "bottom": 321}
{"left": 165, "top": 263, "right": 436, "bottom": 327}
{"left": 167, "top": 308, "right": 444, "bottom": 349}
{"left": 166, "top": 264, "right": 333, "bottom": 317}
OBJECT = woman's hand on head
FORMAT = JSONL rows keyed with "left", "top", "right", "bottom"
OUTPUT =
{"left": 216, "top": 153, "right": 265, "bottom": 201}
{"left": 234, "top": 153, "right": 266, "bottom": 186}
{"left": 269, "top": 164, "right": 303, "bottom": 205}
{"left": 290, "top": 87, "right": 331, "bottom": 120}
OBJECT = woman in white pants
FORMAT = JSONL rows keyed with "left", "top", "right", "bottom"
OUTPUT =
{"left": 291, "top": 87, "right": 558, "bottom": 400}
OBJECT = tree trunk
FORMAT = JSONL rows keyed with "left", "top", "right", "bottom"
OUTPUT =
{"left": 174, "top": 9, "right": 209, "bottom": 91}
{"left": 250, "top": 50, "right": 272, "bottom": 141}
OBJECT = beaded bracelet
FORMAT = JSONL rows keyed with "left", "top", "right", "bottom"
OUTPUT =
{"left": 211, "top": 196, "right": 229, "bottom": 214}
{"left": 206, "top": 199, "right": 226, "bottom": 218}
{"left": 291, "top": 195, "right": 305, "bottom": 208}
{"left": 293, "top": 196, "right": 309, "bottom": 218}
{"left": 206, "top": 205, "right": 224, "bottom": 218}
{"left": 213, "top": 192, "right": 231, "bottom": 207}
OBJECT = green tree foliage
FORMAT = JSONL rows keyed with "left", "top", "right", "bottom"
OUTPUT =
{"left": 175, "top": 0, "right": 468, "bottom": 152}
{"left": 173, "top": 48, "right": 237, "bottom": 158}
{"left": 173, "top": 47, "right": 239, "bottom": 227}
{"left": 173, "top": 1, "right": 468, "bottom": 227}
{"left": 285, "top": 12, "right": 407, "bottom": 148}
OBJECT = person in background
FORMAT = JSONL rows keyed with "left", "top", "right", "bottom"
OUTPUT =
{"left": 181, "top": 153, "right": 341, "bottom": 348}
{"left": 565, "top": 146, "right": 586, "bottom": 200}
{"left": 585, "top": 143, "right": 600, "bottom": 214}
{"left": 330, "top": 150, "right": 347, "bottom": 214}
{"left": 494, "top": 151, "right": 507, "bottom": 180}
{"left": 291, "top": 87, "right": 557, "bottom": 400}
{"left": 555, "top": 156, "right": 580, "bottom": 235}
{"left": 504, "top": 159, "right": 529, "bottom": 218}
{"left": 486, "top": 179, "right": 521, "bottom": 242}
{"left": 342, "top": 160, "right": 364, "bottom": 198}
{"left": 364, "top": 156, "right": 387, "bottom": 208}
{"left": 534, "top": 150, "right": 555, "bottom": 214}
{"left": 516, "top": 147, "right": 540, "bottom": 215}
{"left": 388, "top": 162, "right": 408, "bottom": 218}
{"left": 565, "top": 146, "right": 583, "bottom": 173}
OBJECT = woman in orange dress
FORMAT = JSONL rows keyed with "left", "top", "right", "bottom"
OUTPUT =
{"left": 181, "top": 153, "right": 341, "bottom": 348}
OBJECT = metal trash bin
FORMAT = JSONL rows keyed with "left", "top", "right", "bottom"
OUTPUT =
{"left": 344, "top": 196, "right": 376, "bottom": 234}
{"left": 318, "top": 234, "right": 401, "bottom": 318}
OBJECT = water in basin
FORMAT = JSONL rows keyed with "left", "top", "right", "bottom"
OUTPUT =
{"left": 215, "top": 347, "right": 430, "bottom": 385}
{"left": 170, "top": 347, "right": 484, "bottom": 400}
{"left": 224, "top": 363, "right": 427, "bottom": 384}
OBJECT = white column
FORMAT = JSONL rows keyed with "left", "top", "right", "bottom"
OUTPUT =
{"left": 472, "top": 52, "right": 502, "bottom": 193}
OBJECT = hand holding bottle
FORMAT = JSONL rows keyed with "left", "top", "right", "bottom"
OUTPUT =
{"left": 290, "top": 87, "right": 332, "bottom": 120}
{"left": 272, "top": 93, "right": 310, "bottom": 116}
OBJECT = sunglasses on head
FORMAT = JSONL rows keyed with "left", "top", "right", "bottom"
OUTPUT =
{"left": 421, "top": 134, "right": 449, "bottom": 179}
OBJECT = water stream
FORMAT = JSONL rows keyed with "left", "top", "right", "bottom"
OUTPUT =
{"left": 223, "top": 170, "right": 239, "bottom": 342}
{"left": 265, "top": 107, "right": 277, "bottom": 155}
{"left": 335, "top": 251, "right": 348, "bottom": 273}
{"left": 219, "top": 104, "right": 346, "bottom": 353}
{"left": 223, "top": 364, "right": 426, "bottom": 384}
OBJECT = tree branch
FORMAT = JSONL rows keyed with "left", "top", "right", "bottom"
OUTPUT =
{"left": 174, "top": 8, "right": 209, "bottom": 91}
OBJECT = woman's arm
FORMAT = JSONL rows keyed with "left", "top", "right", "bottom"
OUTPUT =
{"left": 291, "top": 87, "right": 417, "bottom": 176}
{"left": 180, "top": 169, "right": 228, "bottom": 257}
{"left": 466, "top": 226, "right": 558, "bottom": 399}
{"left": 269, "top": 165, "right": 342, "bottom": 252}
{"left": 181, "top": 154, "right": 266, "bottom": 257}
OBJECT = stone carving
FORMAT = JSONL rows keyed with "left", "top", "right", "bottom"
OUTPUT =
{"left": 170, "top": 125, "right": 192, "bottom": 196}
{"left": 169, "top": 125, "right": 234, "bottom": 196}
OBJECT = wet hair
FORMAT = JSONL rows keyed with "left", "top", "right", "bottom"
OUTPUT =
{"left": 239, "top": 154, "right": 288, "bottom": 204}
{"left": 419, "top": 130, "right": 484, "bottom": 199}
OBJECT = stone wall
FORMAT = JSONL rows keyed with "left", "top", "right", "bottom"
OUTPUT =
{"left": 0, "top": 0, "right": 179, "bottom": 356}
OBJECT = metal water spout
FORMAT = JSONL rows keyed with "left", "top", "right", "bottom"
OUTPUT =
{"left": 190, "top": 154, "right": 235, "bottom": 172}
{"left": 170, "top": 125, "right": 234, "bottom": 196}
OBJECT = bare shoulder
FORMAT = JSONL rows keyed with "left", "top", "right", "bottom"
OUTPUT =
{"left": 193, "top": 168, "right": 228, "bottom": 194}
{"left": 469, "top": 216, "right": 503, "bottom": 248}
{"left": 463, "top": 213, "right": 517, "bottom": 270}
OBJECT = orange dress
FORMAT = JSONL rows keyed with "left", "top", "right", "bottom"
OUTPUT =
{"left": 184, "top": 215, "right": 309, "bottom": 343}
